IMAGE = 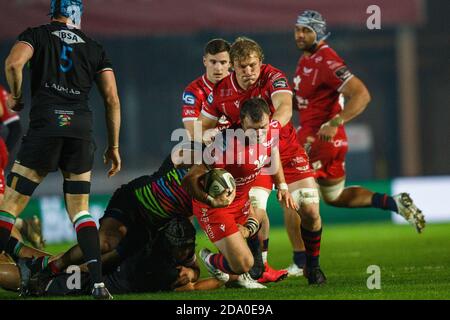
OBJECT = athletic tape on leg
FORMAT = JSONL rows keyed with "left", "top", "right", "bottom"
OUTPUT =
{"left": 6, "top": 173, "right": 39, "bottom": 196}
{"left": 291, "top": 188, "right": 320, "bottom": 207}
{"left": 249, "top": 188, "right": 270, "bottom": 210}
{"left": 63, "top": 180, "right": 91, "bottom": 194}
{"left": 319, "top": 180, "right": 345, "bottom": 202}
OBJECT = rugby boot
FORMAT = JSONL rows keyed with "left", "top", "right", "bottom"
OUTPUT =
{"left": 285, "top": 263, "right": 304, "bottom": 277}
{"left": 393, "top": 193, "right": 426, "bottom": 233}
{"left": 199, "top": 248, "right": 230, "bottom": 282}
{"left": 92, "top": 282, "right": 113, "bottom": 300}
{"left": 226, "top": 272, "right": 267, "bottom": 289}
{"left": 304, "top": 266, "right": 327, "bottom": 285}
{"left": 257, "top": 263, "right": 288, "bottom": 283}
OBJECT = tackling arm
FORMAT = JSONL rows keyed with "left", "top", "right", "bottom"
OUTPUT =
{"left": 271, "top": 91, "right": 294, "bottom": 127}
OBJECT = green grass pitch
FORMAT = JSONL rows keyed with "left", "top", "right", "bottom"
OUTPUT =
{"left": 1, "top": 222, "right": 449, "bottom": 300}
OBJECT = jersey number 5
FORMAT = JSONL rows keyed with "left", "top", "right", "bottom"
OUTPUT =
{"left": 60, "top": 44, "right": 74, "bottom": 73}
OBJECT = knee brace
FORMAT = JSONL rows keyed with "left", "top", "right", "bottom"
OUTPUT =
{"left": 248, "top": 188, "right": 270, "bottom": 210}
{"left": 7, "top": 173, "right": 39, "bottom": 196}
{"left": 319, "top": 180, "right": 345, "bottom": 202}
{"left": 63, "top": 180, "right": 91, "bottom": 194}
{"left": 291, "top": 188, "right": 320, "bottom": 208}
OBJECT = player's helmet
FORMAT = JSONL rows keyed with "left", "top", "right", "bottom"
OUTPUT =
{"left": 50, "top": 0, "right": 83, "bottom": 28}
{"left": 296, "top": 10, "right": 330, "bottom": 43}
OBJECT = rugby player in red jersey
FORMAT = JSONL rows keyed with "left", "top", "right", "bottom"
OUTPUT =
{"left": 182, "top": 39, "right": 231, "bottom": 139}
{"left": 182, "top": 39, "right": 286, "bottom": 283}
{"left": 196, "top": 37, "right": 326, "bottom": 284}
{"left": 184, "top": 98, "right": 300, "bottom": 288}
{"left": 286, "top": 10, "right": 425, "bottom": 275}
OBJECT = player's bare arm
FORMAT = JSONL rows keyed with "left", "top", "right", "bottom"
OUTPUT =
{"left": 270, "top": 148, "right": 297, "bottom": 210}
{"left": 196, "top": 113, "right": 218, "bottom": 143}
{"left": 96, "top": 71, "right": 122, "bottom": 177}
{"left": 271, "top": 91, "right": 294, "bottom": 127}
{"left": 4, "top": 42, "right": 33, "bottom": 111}
{"left": 318, "top": 76, "right": 371, "bottom": 142}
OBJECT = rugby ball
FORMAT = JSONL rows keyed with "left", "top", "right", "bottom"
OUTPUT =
{"left": 204, "top": 168, "right": 236, "bottom": 197}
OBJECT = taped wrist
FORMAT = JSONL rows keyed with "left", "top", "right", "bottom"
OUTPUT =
{"left": 244, "top": 217, "right": 260, "bottom": 238}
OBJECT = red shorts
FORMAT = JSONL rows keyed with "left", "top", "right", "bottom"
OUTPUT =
{"left": 0, "top": 139, "right": 8, "bottom": 195}
{"left": 297, "top": 126, "right": 348, "bottom": 180}
{"left": 193, "top": 196, "right": 250, "bottom": 243}
{"left": 253, "top": 126, "right": 315, "bottom": 188}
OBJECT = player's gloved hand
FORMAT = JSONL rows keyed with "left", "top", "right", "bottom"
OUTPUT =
{"left": 277, "top": 185, "right": 298, "bottom": 211}
{"left": 208, "top": 188, "right": 236, "bottom": 208}
{"left": 7, "top": 94, "right": 24, "bottom": 112}
{"left": 103, "top": 146, "right": 122, "bottom": 177}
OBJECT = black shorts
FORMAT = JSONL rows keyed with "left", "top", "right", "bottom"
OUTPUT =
{"left": 16, "top": 135, "right": 96, "bottom": 174}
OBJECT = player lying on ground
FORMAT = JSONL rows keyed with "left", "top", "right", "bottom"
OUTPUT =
{"left": 182, "top": 98, "right": 297, "bottom": 288}
{"left": 5, "top": 147, "right": 269, "bottom": 290}
{"left": 0, "top": 217, "right": 225, "bottom": 296}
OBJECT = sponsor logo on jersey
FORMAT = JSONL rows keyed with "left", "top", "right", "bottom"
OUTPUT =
{"left": 219, "top": 224, "right": 226, "bottom": 232}
{"left": 272, "top": 78, "right": 289, "bottom": 89}
{"left": 314, "top": 56, "right": 323, "bottom": 63}
{"left": 182, "top": 92, "right": 196, "bottom": 105}
{"left": 335, "top": 66, "right": 352, "bottom": 82}
{"left": 207, "top": 93, "right": 214, "bottom": 104}
{"left": 312, "top": 160, "right": 322, "bottom": 170}
{"left": 303, "top": 67, "right": 313, "bottom": 74}
{"left": 253, "top": 154, "right": 268, "bottom": 171}
{"left": 45, "top": 82, "right": 81, "bottom": 95}
{"left": 183, "top": 109, "right": 197, "bottom": 116}
{"left": 52, "top": 30, "right": 85, "bottom": 45}
{"left": 58, "top": 114, "right": 71, "bottom": 127}
{"left": 234, "top": 100, "right": 240, "bottom": 108}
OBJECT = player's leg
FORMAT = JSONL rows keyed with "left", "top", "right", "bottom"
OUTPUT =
{"left": 319, "top": 177, "right": 426, "bottom": 232}
{"left": 249, "top": 179, "right": 288, "bottom": 282}
{"left": 58, "top": 137, "right": 111, "bottom": 299}
{"left": 283, "top": 207, "right": 307, "bottom": 276}
{"left": 0, "top": 163, "right": 46, "bottom": 258}
{"left": 289, "top": 177, "right": 326, "bottom": 284}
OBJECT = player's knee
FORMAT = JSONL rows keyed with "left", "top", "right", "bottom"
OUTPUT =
{"left": 291, "top": 187, "right": 320, "bottom": 209}
{"left": 6, "top": 172, "right": 40, "bottom": 196}
{"left": 63, "top": 180, "right": 91, "bottom": 195}
{"left": 233, "top": 254, "right": 254, "bottom": 274}
{"left": 249, "top": 188, "right": 269, "bottom": 210}
{"left": 319, "top": 180, "right": 345, "bottom": 204}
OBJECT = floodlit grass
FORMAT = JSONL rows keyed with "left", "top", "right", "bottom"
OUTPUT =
{"left": 1, "top": 222, "right": 449, "bottom": 300}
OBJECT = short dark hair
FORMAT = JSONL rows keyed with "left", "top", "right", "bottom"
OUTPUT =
{"left": 204, "top": 38, "right": 231, "bottom": 56}
{"left": 240, "top": 98, "right": 270, "bottom": 123}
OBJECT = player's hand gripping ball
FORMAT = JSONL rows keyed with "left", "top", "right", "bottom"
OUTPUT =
{"left": 204, "top": 168, "right": 236, "bottom": 197}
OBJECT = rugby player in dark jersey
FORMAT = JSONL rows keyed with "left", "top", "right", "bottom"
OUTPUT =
{"left": 0, "top": 216, "right": 224, "bottom": 295}
{"left": 0, "top": 0, "right": 121, "bottom": 299}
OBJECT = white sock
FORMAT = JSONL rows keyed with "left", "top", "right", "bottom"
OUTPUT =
{"left": 262, "top": 251, "right": 268, "bottom": 264}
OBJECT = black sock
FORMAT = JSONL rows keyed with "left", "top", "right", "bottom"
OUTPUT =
{"left": 372, "top": 193, "right": 398, "bottom": 211}
{"left": 0, "top": 211, "right": 16, "bottom": 252}
{"left": 73, "top": 213, "right": 102, "bottom": 284}
{"left": 300, "top": 226, "right": 322, "bottom": 269}
{"left": 293, "top": 250, "right": 306, "bottom": 268}
{"left": 5, "top": 236, "right": 23, "bottom": 260}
